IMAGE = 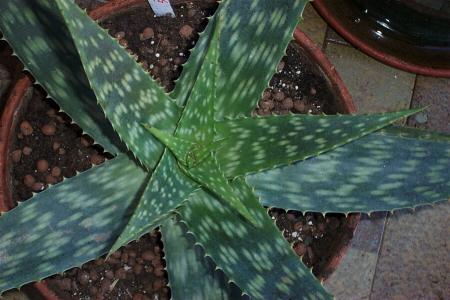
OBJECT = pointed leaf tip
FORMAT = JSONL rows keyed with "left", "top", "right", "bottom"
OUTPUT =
{"left": 248, "top": 127, "right": 450, "bottom": 213}
{"left": 109, "top": 151, "right": 198, "bottom": 254}
{"left": 215, "top": 109, "right": 428, "bottom": 178}
{"left": 179, "top": 179, "right": 332, "bottom": 299}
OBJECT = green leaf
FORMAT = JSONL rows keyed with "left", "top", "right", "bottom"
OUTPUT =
{"left": 143, "top": 125, "right": 197, "bottom": 167}
{"left": 184, "top": 155, "right": 257, "bottom": 224}
{"left": 110, "top": 151, "right": 198, "bottom": 254}
{"left": 179, "top": 179, "right": 331, "bottom": 300}
{"left": 213, "top": 0, "right": 309, "bottom": 119}
{"left": 144, "top": 122, "right": 255, "bottom": 223}
{"left": 247, "top": 126, "right": 450, "bottom": 213}
{"left": 144, "top": 125, "right": 226, "bottom": 169}
{"left": 170, "top": 8, "right": 217, "bottom": 106}
{"left": 175, "top": 16, "right": 220, "bottom": 143}
{"left": 216, "top": 109, "right": 423, "bottom": 178}
{"left": 0, "top": 155, "right": 147, "bottom": 292}
{"left": 54, "top": 0, "right": 181, "bottom": 168}
{"left": 161, "top": 217, "right": 243, "bottom": 300}
{"left": 0, "top": 0, "right": 122, "bottom": 153}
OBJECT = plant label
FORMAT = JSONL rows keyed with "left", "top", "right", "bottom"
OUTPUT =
{"left": 147, "top": 0, "right": 175, "bottom": 17}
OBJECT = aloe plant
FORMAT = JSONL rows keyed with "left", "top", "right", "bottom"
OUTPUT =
{"left": 0, "top": 0, "right": 449, "bottom": 298}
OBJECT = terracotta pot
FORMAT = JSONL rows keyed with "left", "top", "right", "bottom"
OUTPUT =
{"left": 0, "top": 0, "right": 359, "bottom": 297}
{"left": 0, "top": 43, "right": 24, "bottom": 97}
{"left": 293, "top": 28, "right": 355, "bottom": 114}
{"left": 313, "top": 0, "right": 450, "bottom": 78}
{"left": 0, "top": 46, "right": 28, "bottom": 212}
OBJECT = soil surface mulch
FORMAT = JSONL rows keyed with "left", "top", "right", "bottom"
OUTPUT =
{"left": 255, "top": 42, "right": 338, "bottom": 116}
{"left": 11, "top": 87, "right": 107, "bottom": 203}
{"left": 45, "top": 232, "right": 168, "bottom": 300}
{"left": 6, "top": 2, "right": 353, "bottom": 299}
{"left": 99, "top": 0, "right": 219, "bottom": 92}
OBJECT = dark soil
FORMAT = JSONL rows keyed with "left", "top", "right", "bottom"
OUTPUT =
{"left": 269, "top": 209, "right": 354, "bottom": 276}
{"left": 46, "top": 232, "right": 168, "bottom": 300}
{"left": 255, "top": 42, "right": 338, "bottom": 116}
{"left": 6, "top": 1, "right": 353, "bottom": 299}
{"left": 10, "top": 87, "right": 107, "bottom": 203}
{"left": 99, "top": 0, "right": 219, "bottom": 92}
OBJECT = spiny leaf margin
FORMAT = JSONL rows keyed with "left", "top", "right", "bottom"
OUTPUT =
{"left": 247, "top": 126, "right": 450, "bottom": 213}
{"left": 216, "top": 108, "right": 423, "bottom": 178}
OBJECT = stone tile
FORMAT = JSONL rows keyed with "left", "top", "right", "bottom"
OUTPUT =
{"left": 299, "top": 3, "right": 327, "bottom": 47}
{"left": 324, "top": 213, "right": 387, "bottom": 300}
{"left": 324, "top": 26, "right": 350, "bottom": 46}
{"left": 324, "top": 43, "right": 415, "bottom": 114}
{"left": 407, "top": 76, "right": 450, "bottom": 134}
{"left": 371, "top": 202, "right": 450, "bottom": 299}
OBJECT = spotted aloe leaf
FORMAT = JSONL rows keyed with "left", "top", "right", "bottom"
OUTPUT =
{"left": 0, "top": 155, "right": 147, "bottom": 292}
{"left": 175, "top": 15, "right": 220, "bottom": 143}
{"left": 247, "top": 126, "right": 450, "bottom": 213}
{"left": 181, "top": 155, "right": 257, "bottom": 224}
{"left": 150, "top": 10, "right": 221, "bottom": 163}
{"left": 144, "top": 13, "right": 258, "bottom": 225}
{"left": 170, "top": 5, "right": 218, "bottom": 107}
{"left": 54, "top": 0, "right": 181, "bottom": 169}
{"left": 212, "top": 0, "right": 310, "bottom": 120}
{"left": 143, "top": 125, "right": 198, "bottom": 166}
{"left": 143, "top": 126, "right": 256, "bottom": 223}
{"left": 111, "top": 17, "right": 224, "bottom": 252}
{"left": 0, "top": 0, "right": 122, "bottom": 153}
{"left": 215, "top": 109, "right": 422, "bottom": 178}
{"left": 161, "top": 218, "right": 243, "bottom": 300}
{"left": 179, "top": 179, "right": 332, "bottom": 300}
{"left": 109, "top": 151, "right": 198, "bottom": 254}
{"left": 174, "top": 0, "right": 309, "bottom": 119}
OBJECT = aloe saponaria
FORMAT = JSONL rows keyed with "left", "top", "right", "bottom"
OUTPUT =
{"left": 0, "top": 0, "right": 449, "bottom": 298}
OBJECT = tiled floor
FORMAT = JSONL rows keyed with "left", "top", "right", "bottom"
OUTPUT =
{"left": 300, "top": 4, "right": 327, "bottom": 47}
{"left": 324, "top": 213, "right": 388, "bottom": 300}
{"left": 300, "top": 3, "right": 449, "bottom": 300}
{"left": 371, "top": 202, "right": 450, "bottom": 300}
{"left": 324, "top": 43, "right": 415, "bottom": 114}
{"left": 408, "top": 76, "right": 450, "bottom": 134}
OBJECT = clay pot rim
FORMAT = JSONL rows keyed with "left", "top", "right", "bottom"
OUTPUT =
{"left": 0, "top": 0, "right": 359, "bottom": 297}
{"left": 293, "top": 28, "right": 356, "bottom": 114}
{"left": 0, "top": 74, "right": 32, "bottom": 212}
{"left": 312, "top": 0, "right": 450, "bottom": 78}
